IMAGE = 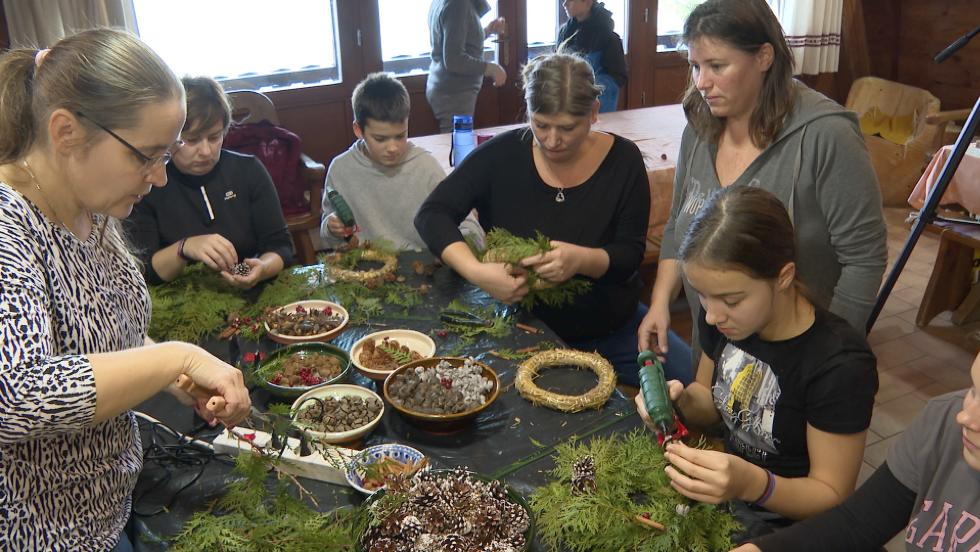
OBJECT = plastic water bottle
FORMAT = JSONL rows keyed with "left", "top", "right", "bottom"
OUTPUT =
{"left": 451, "top": 114, "right": 475, "bottom": 167}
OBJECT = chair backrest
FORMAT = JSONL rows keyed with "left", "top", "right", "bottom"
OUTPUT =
{"left": 845, "top": 76, "right": 941, "bottom": 147}
{"left": 227, "top": 90, "right": 280, "bottom": 125}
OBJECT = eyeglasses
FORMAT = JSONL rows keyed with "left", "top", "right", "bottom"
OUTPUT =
{"left": 75, "top": 110, "right": 183, "bottom": 171}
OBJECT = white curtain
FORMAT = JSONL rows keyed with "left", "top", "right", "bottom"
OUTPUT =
{"left": 3, "top": 0, "right": 137, "bottom": 48}
{"left": 768, "top": 0, "right": 843, "bottom": 75}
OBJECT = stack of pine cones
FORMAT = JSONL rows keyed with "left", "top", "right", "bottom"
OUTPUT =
{"left": 361, "top": 466, "right": 530, "bottom": 552}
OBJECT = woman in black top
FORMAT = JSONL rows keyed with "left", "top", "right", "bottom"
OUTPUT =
{"left": 415, "top": 52, "right": 689, "bottom": 385}
{"left": 557, "top": 0, "right": 627, "bottom": 113}
{"left": 127, "top": 76, "right": 293, "bottom": 287}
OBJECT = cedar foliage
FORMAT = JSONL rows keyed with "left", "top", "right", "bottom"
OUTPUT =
{"left": 479, "top": 228, "right": 592, "bottom": 309}
{"left": 530, "top": 431, "right": 740, "bottom": 552}
{"left": 169, "top": 453, "right": 364, "bottom": 552}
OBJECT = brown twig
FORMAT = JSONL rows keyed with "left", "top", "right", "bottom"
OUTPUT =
{"left": 515, "top": 322, "right": 542, "bottom": 334}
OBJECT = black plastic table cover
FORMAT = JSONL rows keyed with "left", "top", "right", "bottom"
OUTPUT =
{"left": 130, "top": 252, "right": 645, "bottom": 551}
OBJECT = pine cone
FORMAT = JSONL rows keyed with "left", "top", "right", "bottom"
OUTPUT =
{"left": 439, "top": 533, "right": 467, "bottom": 552}
{"left": 400, "top": 515, "right": 424, "bottom": 541}
{"left": 571, "top": 455, "right": 597, "bottom": 495}
{"left": 498, "top": 501, "right": 531, "bottom": 536}
{"left": 232, "top": 262, "right": 251, "bottom": 276}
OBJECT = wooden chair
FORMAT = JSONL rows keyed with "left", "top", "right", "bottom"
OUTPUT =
{"left": 226, "top": 90, "right": 326, "bottom": 265}
{"left": 845, "top": 77, "right": 968, "bottom": 207}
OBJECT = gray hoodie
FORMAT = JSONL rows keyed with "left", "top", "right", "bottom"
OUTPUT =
{"left": 320, "top": 140, "right": 480, "bottom": 251}
{"left": 661, "top": 82, "right": 888, "bottom": 334}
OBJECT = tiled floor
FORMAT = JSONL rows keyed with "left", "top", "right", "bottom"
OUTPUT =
{"left": 642, "top": 208, "right": 979, "bottom": 551}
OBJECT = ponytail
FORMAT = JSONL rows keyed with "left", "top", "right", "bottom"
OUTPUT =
{"left": 0, "top": 50, "right": 42, "bottom": 163}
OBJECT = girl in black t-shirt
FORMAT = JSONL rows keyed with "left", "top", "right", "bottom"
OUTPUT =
{"left": 635, "top": 186, "right": 878, "bottom": 538}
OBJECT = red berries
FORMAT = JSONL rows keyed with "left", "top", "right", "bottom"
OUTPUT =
{"left": 440, "top": 377, "right": 453, "bottom": 389}
{"left": 640, "top": 512, "right": 651, "bottom": 519}
{"left": 436, "top": 330, "right": 448, "bottom": 338}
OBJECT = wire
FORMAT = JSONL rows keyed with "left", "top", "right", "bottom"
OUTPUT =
{"left": 132, "top": 411, "right": 230, "bottom": 517}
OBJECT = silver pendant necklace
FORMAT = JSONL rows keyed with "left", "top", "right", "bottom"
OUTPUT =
{"left": 555, "top": 187, "right": 565, "bottom": 203}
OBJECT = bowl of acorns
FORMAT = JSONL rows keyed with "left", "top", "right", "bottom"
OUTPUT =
{"left": 350, "top": 329, "right": 436, "bottom": 381}
{"left": 383, "top": 357, "right": 499, "bottom": 432}
{"left": 291, "top": 384, "right": 385, "bottom": 444}
{"left": 358, "top": 467, "right": 534, "bottom": 552}
{"left": 253, "top": 343, "right": 350, "bottom": 399}
{"left": 265, "top": 300, "right": 349, "bottom": 345}
{"left": 345, "top": 443, "right": 428, "bottom": 495}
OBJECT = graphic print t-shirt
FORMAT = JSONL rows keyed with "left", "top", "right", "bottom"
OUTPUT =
{"left": 699, "top": 308, "right": 878, "bottom": 477}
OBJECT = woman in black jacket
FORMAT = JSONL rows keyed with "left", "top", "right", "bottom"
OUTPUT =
{"left": 557, "top": 0, "right": 628, "bottom": 112}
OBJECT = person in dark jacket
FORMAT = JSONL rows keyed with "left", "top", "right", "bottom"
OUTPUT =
{"left": 127, "top": 76, "right": 293, "bottom": 287}
{"left": 557, "top": 0, "right": 628, "bottom": 112}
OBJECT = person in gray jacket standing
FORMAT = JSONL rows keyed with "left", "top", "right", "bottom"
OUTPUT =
{"left": 427, "top": 0, "right": 507, "bottom": 133}
{"left": 638, "top": 0, "right": 887, "bottom": 379}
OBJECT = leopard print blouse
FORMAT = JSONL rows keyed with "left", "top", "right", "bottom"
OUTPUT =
{"left": 0, "top": 182, "right": 149, "bottom": 551}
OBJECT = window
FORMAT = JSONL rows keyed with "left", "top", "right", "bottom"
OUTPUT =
{"left": 379, "top": 0, "right": 499, "bottom": 76}
{"left": 132, "top": 0, "right": 341, "bottom": 91}
{"left": 527, "top": 0, "right": 628, "bottom": 59}
{"left": 657, "top": 0, "right": 706, "bottom": 51}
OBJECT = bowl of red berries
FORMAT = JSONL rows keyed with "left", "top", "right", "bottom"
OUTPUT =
{"left": 264, "top": 300, "right": 349, "bottom": 345}
{"left": 253, "top": 342, "right": 350, "bottom": 399}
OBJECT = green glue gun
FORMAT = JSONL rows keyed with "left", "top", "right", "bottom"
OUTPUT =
{"left": 326, "top": 188, "right": 358, "bottom": 240}
{"left": 637, "top": 350, "right": 688, "bottom": 446}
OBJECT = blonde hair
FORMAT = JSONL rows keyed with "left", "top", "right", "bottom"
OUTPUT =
{"left": 521, "top": 52, "right": 601, "bottom": 117}
{"left": 0, "top": 28, "right": 183, "bottom": 163}
{"left": 681, "top": 0, "right": 796, "bottom": 148}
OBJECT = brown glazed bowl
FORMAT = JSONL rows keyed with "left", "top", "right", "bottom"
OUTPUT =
{"left": 382, "top": 357, "right": 499, "bottom": 432}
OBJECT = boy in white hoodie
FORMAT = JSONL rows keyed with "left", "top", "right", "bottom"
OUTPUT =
{"left": 321, "top": 72, "right": 478, "bottom": 251}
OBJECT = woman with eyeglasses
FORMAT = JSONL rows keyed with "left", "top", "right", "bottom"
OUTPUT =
{"left": 0, "top": 30, "right": 251, "bottom": 551}
{"left": 126, "top": 76, "right": 293, "bottom": 288}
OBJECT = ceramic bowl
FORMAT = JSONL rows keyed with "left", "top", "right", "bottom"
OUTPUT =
{"left": 383, "top": 357, "right": 499, "bottom": 432}
{"left": 265, "top": 300, "right": 349, "bottom": 345}
{"left": 253, "top": 342, "right": 350, "bottom": 400}
{"left": 345, "top": 443, "right": 426, "bottom": 494}
{"left": 291, "top": 384, "right": 384, "bottom": 444}
{"left": 349, "top": 329, "right": 436, "bottom": 381}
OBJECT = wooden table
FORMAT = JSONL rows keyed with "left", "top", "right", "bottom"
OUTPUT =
{"left": 411, "top": 104, "right": 687, "bottom": 261}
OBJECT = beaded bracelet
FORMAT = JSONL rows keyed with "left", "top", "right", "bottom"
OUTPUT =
{"left": 751, "top": 469, "right": 776, "bottom": 507}
{"left": 177, "top": 238, "right": 191, "bottom": 262}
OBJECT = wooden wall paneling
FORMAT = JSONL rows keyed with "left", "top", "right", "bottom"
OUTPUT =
{"left": 493, "top": 0, "right": 527, "bottom": 126}
{"left": 861, "top": 0, "right": 900, "bottom": 82}
{"left": 837, "top": 0, "right": 871, "bottom": 103}
{"left": 895, "top": 0, "right": 980, "bottom": 110}
{"left": 625, "top": 0, "right": 655, "bottom": 108}
{"left": 652, "top": 51, "right": 688, "bottom": 106}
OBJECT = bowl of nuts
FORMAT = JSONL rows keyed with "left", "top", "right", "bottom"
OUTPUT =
{"left": 345, "top": 443, "right": 428, "bottom": 495}
{"left": 383, "top": 357, "right": 499, "bottom": 432}
{"left": 265, "top": 300, "right": 349, "bottom": 345}
{"left": 350, "top": 329, "right": 436, "bottom": 381}
{"left": 254, "top": 343, "right": 350, "bottom": 399}
{"left": 291, "top": 384, "right": 385, "bottom": 444}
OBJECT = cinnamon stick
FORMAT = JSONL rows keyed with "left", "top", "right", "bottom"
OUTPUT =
{"left": 633, "top": 515, "right": 666, "bottom": 531}
{"left": 515, "top": 322, "right": 541, "bottom": 334}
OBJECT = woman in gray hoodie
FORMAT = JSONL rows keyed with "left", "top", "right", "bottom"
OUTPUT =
{"left": 638, "top": 0, "right": 887, "bottom": 376}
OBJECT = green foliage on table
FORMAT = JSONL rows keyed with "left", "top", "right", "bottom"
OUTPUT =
{"left": 148, "top": 265, "right": 248, "bottom": 343}
{"left": 148, "top": 265, "right": 324, "bottom": 342}
{"left": 170, "top": 453, "right": 364, "bottom": 552}
{"left": 491, "top": 341, "right": 558, "bottom": 360}
{"left": 323, "top": 280, "right": 421, "bottom": 325}
{"left": 480, "top": 228, "right": 592, "bottom": 309}
{"left": 440, "top": 299, "right": 513, "bottom": 355}
{"left": 530, "top": 431, "right": 740, "bottom": 552}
